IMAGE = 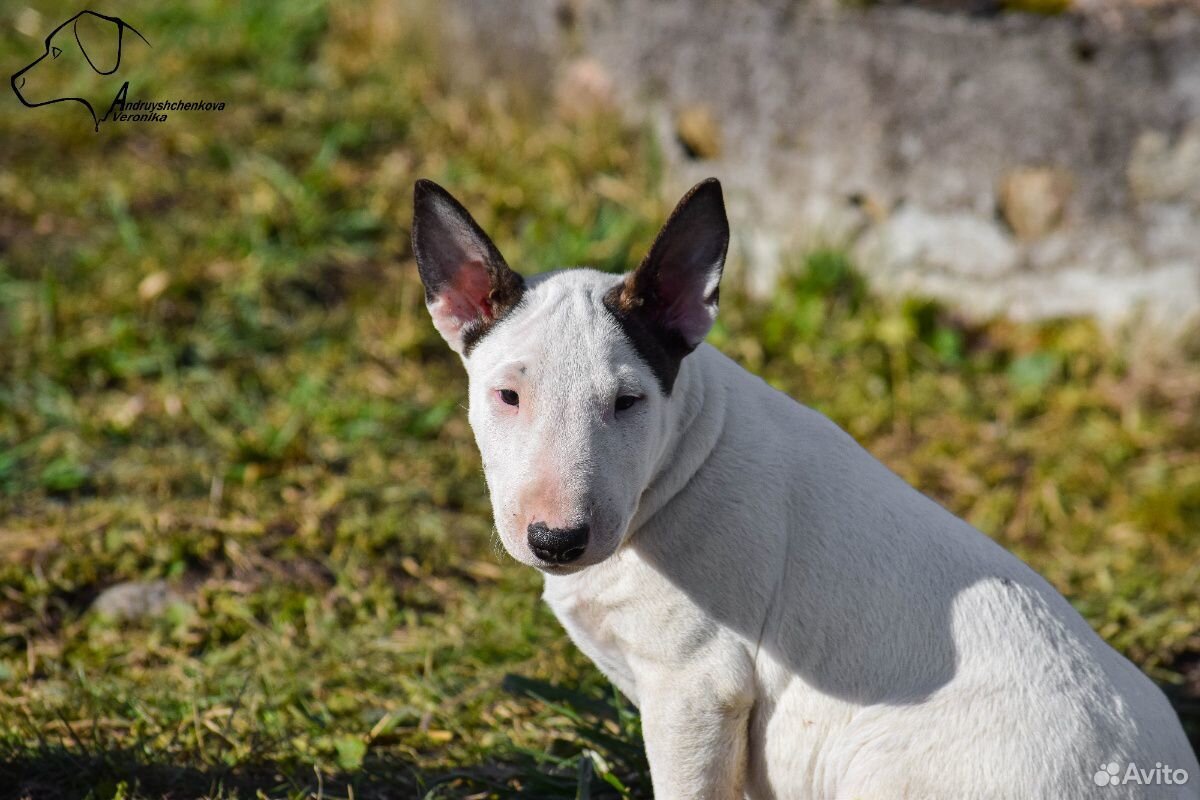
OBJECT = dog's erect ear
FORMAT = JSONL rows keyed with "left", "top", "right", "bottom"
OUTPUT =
{"left": 74, "top": 12, "right": 122, "bottom": 74}
{"left": 617, "top": 179, "right": 728, "bottom": 348}
{"left": 411, "top": 180, "right": 525, "bottom": 355}
{"left": 604, "top": 178, "right": 728, "bottom": 393}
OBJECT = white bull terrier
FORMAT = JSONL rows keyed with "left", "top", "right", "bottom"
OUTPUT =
{"left": 411, "top": 177, "right": 1199, "bottom": 799}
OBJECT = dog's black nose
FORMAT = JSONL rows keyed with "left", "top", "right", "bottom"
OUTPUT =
{"left": 527, "top": 522, "right": 589, "bottom": 565}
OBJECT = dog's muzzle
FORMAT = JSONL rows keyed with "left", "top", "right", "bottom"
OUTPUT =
{"left": 527, "top": 522, "right": 589, "bottom": 565}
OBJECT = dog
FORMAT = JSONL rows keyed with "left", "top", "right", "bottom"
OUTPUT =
{"left": 411, "top": 178, "right": 1199, "bottom": 799}
{"left": 10, "top": 10, "right": 149, "bottom": 131}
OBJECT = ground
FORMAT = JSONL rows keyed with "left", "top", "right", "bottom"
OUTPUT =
{"left": 0, "top": 2, "right": 1197, "bottom": 798}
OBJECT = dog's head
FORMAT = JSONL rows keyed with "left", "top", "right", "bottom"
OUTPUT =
{"left": 10, "top": 11, "right": 149, "bottom": 130}
{"left": 412, "top": 179, "right": 728, "bottom": 573}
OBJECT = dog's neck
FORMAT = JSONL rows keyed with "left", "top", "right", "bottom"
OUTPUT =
{"left": 625, "top": 346, "right": 729, "bottom": 543}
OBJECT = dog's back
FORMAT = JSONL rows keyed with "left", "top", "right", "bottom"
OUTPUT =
{"left": 618, "top": 342, "right": 1198, "bottom": 798}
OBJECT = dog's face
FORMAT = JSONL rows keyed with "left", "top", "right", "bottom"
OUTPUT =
{"left": 10, "top": 11, "right": 147, "bottom": 128}
{"left": 412, "top": 180, "right": 728, "bottom": 573}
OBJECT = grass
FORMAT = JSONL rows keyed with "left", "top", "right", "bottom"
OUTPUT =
{"left": 1, "top": 1, "right": 1197, "bottom": 797}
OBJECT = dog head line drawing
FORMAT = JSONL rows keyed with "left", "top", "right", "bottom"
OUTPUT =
{"left": 412, "top": 178, "right": 728, "bottom": 573}
{"left": 10, "top": 10, "right": 150, "bottom": 132}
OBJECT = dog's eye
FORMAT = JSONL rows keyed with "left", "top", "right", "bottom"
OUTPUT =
{"left": 615, "top": 395, "right": 641, "bottom": 412}
{"left": 52, "top": 47, "right": 62, "bottom": 59}
{"left": 498, "top": 389, "right": 519, "bottom": 407}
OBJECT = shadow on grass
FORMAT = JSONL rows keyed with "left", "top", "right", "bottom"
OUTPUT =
{"left": 0, "top": 676, "right": 649, "bottom": 800}
{"left": 3, "top": 673, "right": 1192, "bottom": 799}
{"left": 0, "top": 746, "right": 619, "bottom": 800}
{"left": 1162, "top": 672, "right": 1200, "bottom": 754}
{"left": 0, "top": 746, "right": 368, "bottom": 800}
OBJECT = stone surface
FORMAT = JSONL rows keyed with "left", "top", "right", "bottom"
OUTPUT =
{"left": 860, "top": 208, "right": 1019, "bottom": 281}
{"left": 441, "top": 0, "right": 1200, "bottom": 344}
{"left": 91, "top": 580, "right": 182, "bottom": 622}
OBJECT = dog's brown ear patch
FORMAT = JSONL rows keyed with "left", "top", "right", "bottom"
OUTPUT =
{"left": 605, "top": 178, "right": 729, "bottom": 393}
{"left": 411, "top": 179, "right": 525, "bottom": 355}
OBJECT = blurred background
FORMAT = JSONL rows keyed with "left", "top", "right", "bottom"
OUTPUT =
{"left": 0, "top": 1, "right": 1197, "bottom": 797}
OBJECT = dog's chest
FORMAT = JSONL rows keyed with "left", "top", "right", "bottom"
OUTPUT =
{"left": 541, "top": 555, "right": 671, "bottom": 705}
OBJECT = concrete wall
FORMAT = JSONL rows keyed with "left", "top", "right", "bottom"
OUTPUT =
{"left": 442, "top": 0, "right": 1200, "bottom": 342}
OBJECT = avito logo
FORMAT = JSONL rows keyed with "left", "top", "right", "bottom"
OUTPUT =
{"left": 1093, "top": 760, "right": 1190, "bottom": 788}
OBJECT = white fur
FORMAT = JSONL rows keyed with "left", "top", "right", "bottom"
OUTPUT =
{"left": 451, "top": 268, "right": 1197, "bottom": 799}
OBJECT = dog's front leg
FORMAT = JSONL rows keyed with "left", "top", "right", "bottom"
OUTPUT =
{"left": 636, "top": 665, "right": 754, "bottom": 800}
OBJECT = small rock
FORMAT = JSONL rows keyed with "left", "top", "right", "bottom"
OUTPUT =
{"left": 999, "top": 167, "right": 1073, "bottom": 240}
{"left": 91, "top": 580, "right": 181, "bottom": 622}
{"left": 1129, "top": 126, "right": 1200, "bottom": 206}
{"left": 674, "top": 104, "right": 723, "bottom": 160}
{"left": 848, "top": 191, "right": 891, "bottom": 226}
{"left": 105, "top": 394, "right": 146, "bottom": 431}
{"left": 137, "top": 271, "right": 170, "bottom": 302}
{"left": 554, "top": 58, "right": 617, "bottom": 122}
